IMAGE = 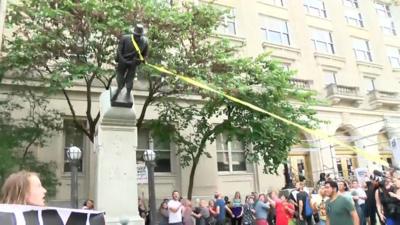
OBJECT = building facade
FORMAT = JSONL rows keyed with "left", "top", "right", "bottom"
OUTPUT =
{"left": 1, "top": 0, "right": 400, "bottom": 206}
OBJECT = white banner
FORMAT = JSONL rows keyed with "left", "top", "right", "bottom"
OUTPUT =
{"left": 137, "top": 163, "right": 148, "bottom": 184}
{"left": 0, "top": 204, "right": 105, "bottom": 225}
{"left": 354, "top": 167, "right": 369, "bottom": 184}
{"left": 390, "top": 137, "right": 400, "bottom": 167}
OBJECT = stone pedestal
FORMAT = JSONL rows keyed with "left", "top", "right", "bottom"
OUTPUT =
{"left": 94, "top": 90, "right": 143, "bottom": 225}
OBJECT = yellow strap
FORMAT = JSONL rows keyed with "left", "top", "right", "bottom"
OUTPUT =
{"left": 145, "top": 64, "right": 388, "bottom": 167}
{"left": 129, "top": 34, "right": 387, "bottom": 167}
{"left": 131, "top": 35, "right": 144, "bottom": 62}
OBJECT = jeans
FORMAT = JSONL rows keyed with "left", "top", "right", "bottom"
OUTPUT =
{"left": 298, "top": 216, "right": 313, "bottom": 225}
{"left": 359, "top": 204, "right": 366, "bottom": 225}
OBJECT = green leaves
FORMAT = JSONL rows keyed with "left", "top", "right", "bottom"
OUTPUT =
{"left": 0, "top": 90, "right": 62, "bottom": 196}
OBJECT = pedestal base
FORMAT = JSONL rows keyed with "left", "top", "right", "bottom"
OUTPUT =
{"left": 95, "top": 90, "right": 142, "bottom": 225}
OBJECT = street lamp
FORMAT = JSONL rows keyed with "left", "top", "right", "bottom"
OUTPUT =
{"left": 67, "top": 145, "right": 82, "bottom": 208}
{"left": 143, "top": 149, "right": 157, "bottom": 225}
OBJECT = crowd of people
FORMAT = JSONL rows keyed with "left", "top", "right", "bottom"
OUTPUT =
{"left": 1, "top": 169, "right": 399, "bottom": 225}
{"left": 152, "top": 170, "right": 400, "bottom": 225}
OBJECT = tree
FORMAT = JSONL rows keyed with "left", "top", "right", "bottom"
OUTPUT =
{"left": 1, "top": 0, "right": 320, "bottom": 200}
{"left": 0, "top": 0, "right": 212, "bottom": 143}
{"left": 151, "top": 55, "right": 320, "bottom": 199}
{"left": 0, "top": 89, "right": 61, "bottom": 197}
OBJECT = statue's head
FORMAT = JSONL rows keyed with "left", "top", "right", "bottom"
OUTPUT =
{"left": 133, "top": 24, "right": 145, "bottom": 36}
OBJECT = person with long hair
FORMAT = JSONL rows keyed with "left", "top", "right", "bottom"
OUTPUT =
{"left": 159, "top": 200, "right": 169, "bottom": 225}
{"left": 1, "top": 170, "right": 47, "bottom": 206}
{"left": 375, "top": 176, "right": 398, "bottom": 225}
{"left": 242, "top": 195, "right": 256, "bottom": 225}
{"left": 255, "top": 194, "right": 270, "bottom": 225}
{"left": 231, "top": 191, "right": 243, "bottom": 225}
{"left": 182, "top": 199, "right": 194, "bottom": 225}
{"left": 268, "top": 192, "right": 295, "bottom": 225}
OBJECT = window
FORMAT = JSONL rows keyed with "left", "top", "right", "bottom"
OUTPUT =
{"left": 387, "top": 46, "right": 400, "bottom": 68}
{"left": 345, "top": 9, "right": 364, "bottom": 27}
{"left": 304, "top": 0, "right": 327, "bottom": 18}
{"left": 380, "top": 18, "right": 396, "bottom": 35}
{"left": 281, "top": 63, "right": 291, "bottom": 71}
{"left": 375, "top": 2, "right": 391, "bottom": 18}
{"left": 352, "top": 38, "right": 372, "bottom": 62}
{"left": 63, "top": 119, "right": 85, "bottom": 172}
{"left": 137, "top": 127, "right": 171, "bottom": 172}
{"left": 216, "top": 133, "right": 247, "bottom": 172}
{"left": 216, "top": 7, "right": 237, "bottom": 35}
{"left": 261, "top": 16, "right": 290, "bottom": 46}
{"left": 364, "top": 77, "right": 376, "bottom": 92}
{"left": 343, "top": 0, "right": 358, "bottom": 8}
{"left": 324, "top": 71, "right": 337, "bottom": 85}
{"left": 262, "top": 0, "right": 286, "bottom": 7}
{"left": 375, "top": 2, "right": 396, "bottom": 35}
{"left": 311, "top": 28, "right": 334, "bottom": 54}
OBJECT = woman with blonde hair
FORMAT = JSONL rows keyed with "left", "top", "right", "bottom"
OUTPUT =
{"left": 182, "top": 199, "right": 194, "bottom": 225}
{"left": 1, "top": 170, "right": 47, "bottom": 206}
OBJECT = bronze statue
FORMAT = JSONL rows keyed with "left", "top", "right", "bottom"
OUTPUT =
{"left": 112, "top": 24, "right": 149, "bottom": 104}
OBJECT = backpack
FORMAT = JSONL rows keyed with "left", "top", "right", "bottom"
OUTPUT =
{"left": 304, "top": 195, "right": 313, "bottom": 217}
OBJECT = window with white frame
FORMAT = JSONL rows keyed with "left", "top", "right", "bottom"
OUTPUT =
{"left": 262, "top": 0, "right": 286, "bottom": 7}
{"left": 311, "top": 28, "right": 334, "bottom": 54}
{"left": 260, "top": 16, "right": 290, "bottom": 46}
{"left": 324, "top": 70, "right": 337, "bottom": 85}
{"left": 216, "top": 7, "right": 237, "bottom": 36}
{"left": 375, "top": 2, "right": 396, "bottom": 35}
{"left": 304, "top": 0, "right": 327, "bottom": 18}
{"left": 379, "top": 18, "right": 396, "bottom": 35}
{"left": 343, "top": 0, "right": 358, "bottom": 8}
{"left": 387, "top": 46, "right": 400, "bottom": 68}
{"left": 364, "top": 77, "right": 376, "bottom": 93}
{"left": 375, "top": 2, "right": 391, "bottom": 17}
{"left": 63, "top": 119, "right": 85, "bottom": 172}
{"left": 137, "top": 127, "right": 171, "bottom": 172}
{"left": 345, "top": 9, "right": 364, "bottom": 27}
{"left": 281, "top": 63, "right": 291, "bottom": 71}
{"left": 352, "top": 37, "right": 372, "bottom": 62}
{"left": 216, "top": 133, "right": 247, "bottom": 172}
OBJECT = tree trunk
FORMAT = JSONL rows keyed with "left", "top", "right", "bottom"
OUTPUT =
{"left": 187, "top": 156, "right": 199, "bottom": 200}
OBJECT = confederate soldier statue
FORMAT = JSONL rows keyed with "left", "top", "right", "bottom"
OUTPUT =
{"left": 111, "top": 24, "right": 149, "bottom": 104}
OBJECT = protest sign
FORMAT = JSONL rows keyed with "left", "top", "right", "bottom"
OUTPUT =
{"left": 0, "top": 204, "right": 105, "bottom": 225}
{"left": 354, "top": 167, "right": 368, "bottom": 184}
{"left": 137, "top": 163, "right": 148, "bottom": 184}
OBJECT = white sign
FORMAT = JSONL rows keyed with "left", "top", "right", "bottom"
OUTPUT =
{"left": 0, "top": 204, "right": 105, "bottom": 225}
{"left": 354, "top": 167, "right": 369, "bottom": 184}
{"left": 390, "top": 137, "right": 400, "bottom": 167}
{"left": 137, "top": 163, "right": 148, "bottom": 184}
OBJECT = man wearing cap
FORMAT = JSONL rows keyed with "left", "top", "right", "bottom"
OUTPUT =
{"left": 113, "top": 24, "right": 149, "bottom": 101}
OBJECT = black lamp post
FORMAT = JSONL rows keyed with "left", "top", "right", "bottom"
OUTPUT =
{"left": 283, "top": 163, "right": 294, "bottom": 189}
{"left": 143, "top": 149, "right": 157, "bottom": 225}
{"left": 67, "top": 145, "right": 82, "bottom": 209}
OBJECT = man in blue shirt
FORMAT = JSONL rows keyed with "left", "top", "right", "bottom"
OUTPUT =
{"left": 215, "top": 192, "right": 233, "bottom": 225}
{"left": 255, "top": 194, "right": 270, "bottom": 225}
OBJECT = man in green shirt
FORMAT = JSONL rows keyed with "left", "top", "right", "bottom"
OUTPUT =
{"left": 325, "top": 180, "right": 359, "bottom": 225}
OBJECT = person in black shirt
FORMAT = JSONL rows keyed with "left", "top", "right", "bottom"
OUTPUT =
{"left": 365, "top": 176, "right": 379, "bottom": 225}
{"left": 297, "top": 182, "right": 313, "bottom": 225}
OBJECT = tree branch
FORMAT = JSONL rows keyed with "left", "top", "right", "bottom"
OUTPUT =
{"left": 62, "top": 88, "right": 90, "bottom": 138}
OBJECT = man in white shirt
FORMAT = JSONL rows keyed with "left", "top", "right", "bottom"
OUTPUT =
{"left": 168, "top": 190, "right": 183, "bottom": 225}
{"left": 351, "top": 180, "right": 367, "bottom": 225}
